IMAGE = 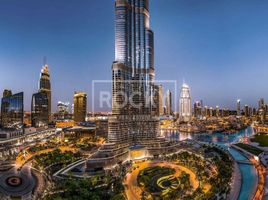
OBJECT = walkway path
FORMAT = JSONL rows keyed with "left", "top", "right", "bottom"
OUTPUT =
{"left": 228, "top": 161, "right": 241, "bottom": 200}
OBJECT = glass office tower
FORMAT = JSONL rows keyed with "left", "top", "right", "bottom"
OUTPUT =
{"left": 39, "top": 63, "right": 51, "bottom": 122}
{"left": 73, "top": 92, "right": 87, "bottom": 124}
{"left": 1, "top": 92, "right": 24, "bottom": 129}
{"left": 31, "top": 92, "right": 49, "bottom": 127}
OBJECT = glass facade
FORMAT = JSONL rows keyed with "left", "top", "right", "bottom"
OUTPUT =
{"left": 31, "top": 92, "right": 49, "bottom": 127}
{"left": 39, "top": 64, "right": 51, "bottom": 122}
{"left": 1, "top": 92, "right": 24, "bottom": 129}
{"left": 115, "top": 0, "right": 153, "bottom": 72}
{"left": 74, "top": 92, "right": 87, "bottom": 123}
{"left": 110, "top": 1, "right": 159, "bottom": 144}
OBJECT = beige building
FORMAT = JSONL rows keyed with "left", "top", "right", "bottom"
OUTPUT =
{"left": 73, "top": 92, "right": 87, "bottom": 123}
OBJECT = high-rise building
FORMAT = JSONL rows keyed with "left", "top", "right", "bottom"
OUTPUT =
{"left": 237, "top": 99, "right": 241, "bottom": 116}
{"left": 39, "top": 62, "right": 51, "bottom": 122}
{"left": 158, "top": 85, "right": 164, "bottom": 116}
{"left": 194, "top": 101, "right": 202, "bottom": 119}
{"left": 3, "top": 90, "right": 12, "bottom": 98}
{"left": 209, "top": 107, "right": 213, "bottom": 117}
{"left": 31, "top": 92, "right": 49, "bottom": 127}
{"left": 152, "top": 85, "right": 160, "bottom": 117}
{"left": 249, "top": 107, "right": 253, "bottom": 117}
{"left": 57, "top": 101, "right": 70, "bottom": 114}
{"left": 215, "top": 106, "right": 220, "bottom": 117}
{"left": 253, "top": 108, "right": 257, "bottom": 116}
{"left": 74, "top": 92, "right": 87, "bottom": 123}
{"left": 179, "top": 84, "right": 192, "bottom": 122}
{"left": 258, "top": 98, "right": 266, "bottom": 123}
{"left": 1, "top": 92, "right": 24, "bottom": 129}
{"left": 258, "top": 98, "right": 265, "bottom": 110}
{"left": 204, "top": 106, "right": 209, "bottom": 118}
{"left": 165, "top": 90, "right": 172, "bottom": 116}
{"left": 108, "top": 0, "right": 159, "bottom": 144}
{"left": 244, "top": 105, "right": 251, "bottom": 117}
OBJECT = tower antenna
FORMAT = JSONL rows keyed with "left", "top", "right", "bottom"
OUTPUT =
{"left": 43, "top": 56, "right": 47, "bottom": 66}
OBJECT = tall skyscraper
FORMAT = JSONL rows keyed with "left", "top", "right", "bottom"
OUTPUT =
{"left": 215, "top": 106, "right": 220, "bottom": 117}
{"left": 165, "top": 90, "right": 172, "bottom": 116}
{"left": 258, "top": 98, "right": 266, "bottom": 123}
{"left": 31, "top": 92, "right": 49, "bottom": 127}
{"left": 158, "top": 85, "right": 164, "bottom": 116}
{"left": 244, "top": 105, "right": 250, "bottom": 117}
{"left": 179, "top": 83, "right": 192, "bottom": 122}
{"left": 204, "top": 106, "right": 209, "bottom": 118}
{"left": 73, "top": 92, "right": 87, "bottom": 124}
{"left": 194, "top": 101, "right": 202, "bottom": 119}
{"left": 108, "top": 0, "right": 159, "bottom": 144}
{"left": 39, "top": 62, "right": 51, "bottom": 122}
{"left": 258, "top": 98, "right": 265, "bottom": 110}
{"left": 88, "top": 0, "right": 185, "bottom": 171}
{"left": 209, "top": 107, "right": 213, "bottom": 117}
{"left": 1, "top": 91, "right": 24, "bottom": 129}
{"left": 152, "top": 85, "right": 160, "bottom": 117}
{"left": 237, "top": 99, "right": 241, "bottom": 116}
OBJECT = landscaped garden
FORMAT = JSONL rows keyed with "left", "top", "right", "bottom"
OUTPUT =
{"left": 75, "top": 142, "right": 96, "bottom": 151}
{"left": 251, "top": 134, "right": 268, "bottom": 147}
{"left": 168, "top": 146, "right": 233, "bottom": 200}
{"left": 235, "top": 143, "right": 263, "bottom": 155}
{"left": 44, "top": 171, "right": 126, "bottom": 200}
{"left": 32, "top": 149, "right": 81, "bottom": 174}
{"left": 137, "top": 166, "right": 192, "bottom": 199}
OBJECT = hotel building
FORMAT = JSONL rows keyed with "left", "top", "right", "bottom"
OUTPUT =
{"left": 179, "top": 83, "right": 192, "bottom": 122}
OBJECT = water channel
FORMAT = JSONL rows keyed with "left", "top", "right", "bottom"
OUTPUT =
{"left": 163, "top": 126, "right": 258, "bottom": 200}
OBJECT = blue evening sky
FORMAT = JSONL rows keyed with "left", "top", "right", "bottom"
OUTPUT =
{"left": 0, "top": 0, "right": 268, "bottom": 112}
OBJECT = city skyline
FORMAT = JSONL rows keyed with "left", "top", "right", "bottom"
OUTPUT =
{"left": 1, "top": 0, "right": 268, "bottom": 111}
{"left": 0, "top": 1, "right": 268, "bottom": 200}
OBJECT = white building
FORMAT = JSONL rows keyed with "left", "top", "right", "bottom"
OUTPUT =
{"left": 165, "top": 90, "right": 172, "bottom": 116}
{"left": 57, "top": 101, "right": 70, "bottom": 114}
{"left": 179, "top": 83, "right": 192, "bottom": 122}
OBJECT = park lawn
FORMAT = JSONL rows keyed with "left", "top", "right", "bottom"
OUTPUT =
{"left": 251, "top": 134, "right": 268, "bottom": 147}
{"left": 235, "top": 143, "right": 263, "bottom": 156}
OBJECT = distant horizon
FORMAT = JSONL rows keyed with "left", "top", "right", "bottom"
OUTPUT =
{"left": 1, "top": 0, "right": 268, "bottom": 112}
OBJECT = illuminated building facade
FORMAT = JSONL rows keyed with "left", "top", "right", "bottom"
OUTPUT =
{"left": 87, "top": 0, "right": 190, "bottom": 171}
{"left": 39, "top": 63, "right": 51, "bottom": 122}
{"left": 108, "top": 0, "right": 159, "bottom": 145}
{"left": 194, "top": 101, "right": 203, "bottom": 119}
{"left": 258, "top": 98, "right": 266, "bottom": 123}
{"left": 74, "top": 92, "right": 87, "bottom": 123}
{"left": 1, "top": 92, "right": 24, "bottom": 129}
{"left": 216, "top": 106, "right": 220, "bottom": 117}
{"left": 259, "top": 98, "right": 265, "bottom": 110}
{"left": 165, "top": 90, "right": 172, "bottom": 116}
{"left": 3, "top": 90, "right": 12, "bottom": 98}
{"left": 179, "top": 83, "right": 192, "bottom": 122}
{"left": 237, "top": 99, "right": 241, "bottom": 116}
{"left": 244, "top": 105, "right": 251, "bottom": 117}
{"left": 31, "top": 92, "right": 49, "bottom": 127}
{"left": 158, "top": 85, "right": 164, "bottom": 115}
{"left": 209, "top": 107, "right": 213, "bottom": 117}
{"left": 57, "top": 101, "right": 70, "bottom": 114}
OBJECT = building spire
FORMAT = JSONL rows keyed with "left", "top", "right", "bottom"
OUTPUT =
{"left": 43, "top": 56, "right": 47, "bottom": 66}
